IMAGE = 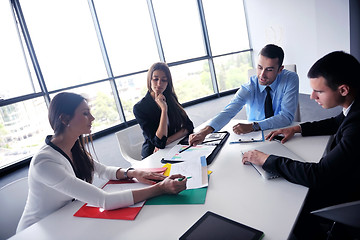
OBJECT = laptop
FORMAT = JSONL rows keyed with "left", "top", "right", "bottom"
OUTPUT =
{"left": 245, "top": 141, "right": 305, "bottom": 180}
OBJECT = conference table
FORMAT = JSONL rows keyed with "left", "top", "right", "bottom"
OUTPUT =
{"left": 10, "top": 120, "right": 330, "bottom": 240}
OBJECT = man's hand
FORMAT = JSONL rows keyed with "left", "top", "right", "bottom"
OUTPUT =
{"left": 188, "top": 126, "right": 214, "bottom": 146}
{"left": 232, "top": 123, "right": 253, "bottom": 134}
{"left": 242, "top": 150, "right": 269, "bottom": 166}
{"left": 266, "top": 125, "right": 301, "bottom": 143}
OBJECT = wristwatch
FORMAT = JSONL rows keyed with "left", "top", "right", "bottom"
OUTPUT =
{"left": 124, "top": 167, "right": 134, "bottom": 180}
{"left": 252, "top": 122, "right": 261, "bottom": 131}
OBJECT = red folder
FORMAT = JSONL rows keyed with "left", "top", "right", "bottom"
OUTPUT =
{"left": 73, "top": 167, "right": 167, "bottom": 220}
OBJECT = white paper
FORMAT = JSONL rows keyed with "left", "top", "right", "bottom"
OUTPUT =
{"left": 169, "top": 156, "right": 208, "bottom": 189}
{"left": 200, "top": 132, "right": 226, "bottom": 145}
{"left": 163, "top": 144, "right": 216, "bottom": 162}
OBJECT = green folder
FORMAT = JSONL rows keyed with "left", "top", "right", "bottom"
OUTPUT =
{"left": 145, "top": 187, "right": 208, "bottom": 205}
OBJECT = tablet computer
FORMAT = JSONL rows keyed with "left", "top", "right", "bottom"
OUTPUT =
{"left": 179, "top": 211, "right": 264, "bottom": 240}
{"left": 177, "top": 131, "right": 229, "bottom": 165}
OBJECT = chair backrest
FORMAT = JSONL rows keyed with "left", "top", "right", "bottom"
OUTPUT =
{"left": 115, "top": 124, "right": 144, "bottom": 165}
{"left": 311, "top": 200, "right": 360, "bottom": 229}
{"left": 0, "top": 177, "right": 29, "bottom": 239}
{"left": 247, "top": 64, "right": 301, "bottom": 122}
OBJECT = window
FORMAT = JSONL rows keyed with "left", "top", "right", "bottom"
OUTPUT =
{"left": 202, "top": 0, "right": 250, "bottom": 56}
{"left": 170, "top": 61, "right": 213, "bottom": 103}
{"left": 93, "top": 0, "right": 160, "bottom": 76}
{"left": 0, "top": 97, "right": 50, "bottom": 168}
{"left": 1, "top": 0, "right": 251, "bottom": 170}
{"left": 0, "top": 0, "right": 39, "bottom": 99}
{"left": 213, "top": 52, "right": 252, "bottom": 91}
{"left": 152, "top": 0, "right": 206, "bottom": 62}
{"left": 19, "top": 0, "right": 107, "bottom": 90}
{"left": 115, "top": 72, "right": 148, "bottom": 122}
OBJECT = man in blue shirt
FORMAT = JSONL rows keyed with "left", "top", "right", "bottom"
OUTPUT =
{"left": 189, "top": 44, "right": 299, "bottom": 146}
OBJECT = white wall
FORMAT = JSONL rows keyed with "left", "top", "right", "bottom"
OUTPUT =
{"left": 244, "top": 0, "right": 350, "bottom": 94}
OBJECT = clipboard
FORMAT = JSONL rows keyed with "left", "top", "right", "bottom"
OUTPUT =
{"left": 162, "top": 131, "right": 229, "bottom": 165}
{"left": 229, "top": 131, "right": 264, "bottom": 144}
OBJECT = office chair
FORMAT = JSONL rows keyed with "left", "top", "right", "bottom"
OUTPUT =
{"left": 115, "top": 124, "right": 144, "bottom": 165}
{"left": 311, "top": 200, "right": 360, "bottom": 239}
{"left": 0, "top": 177, "right": 29, "bottom": 239}
{"left": 247, "top": 64, "right": 301, "bottom": 122}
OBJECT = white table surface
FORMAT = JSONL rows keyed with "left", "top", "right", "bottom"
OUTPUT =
{"left": 10, "top": 120, "right": 330, "bottom": 240}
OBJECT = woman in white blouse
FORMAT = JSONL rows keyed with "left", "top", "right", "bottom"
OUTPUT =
{"left": 17, "top": 92, "right": 186, "bottom": 232}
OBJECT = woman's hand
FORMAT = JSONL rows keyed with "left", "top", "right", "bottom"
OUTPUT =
{"left": 157, "top": 174, "right": 187, "bottom": 194}
{"left": 153, "top": 147, "right": 160, "bottom": 153}
{"left": 131, "top": 169, "right": 166, "bottom": 184}
{"left": 242, "top": 150, "right": 269, "bottom": 166}
{"left": 131, "top": 174, "right": 186, "bottom": 203}
{"left": 154, "top": 93, "right": 167, "bottom": 111}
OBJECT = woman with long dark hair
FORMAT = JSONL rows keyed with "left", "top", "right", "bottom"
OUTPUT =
{"left": 133, "top": 62, "right": 194, "bottom": 159}
{"left": 17, "top": 92, "right": 186, "bottom": 232}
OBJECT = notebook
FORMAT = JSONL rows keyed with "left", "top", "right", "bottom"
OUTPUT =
{"left": 245, "top": 141, "right": 305, "bottom": 180}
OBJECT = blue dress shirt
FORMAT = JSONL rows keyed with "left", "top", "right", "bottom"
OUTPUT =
{"left": 209, "top": 69, "right": 299, "bottom": 131}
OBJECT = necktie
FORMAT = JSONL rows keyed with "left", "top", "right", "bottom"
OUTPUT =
{"left": 264, "top": 86, "right": 274, "bottom": 118}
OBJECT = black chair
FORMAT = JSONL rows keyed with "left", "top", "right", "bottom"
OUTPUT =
{"left": 311, "top": 200, "right": 360, "bottom": 239}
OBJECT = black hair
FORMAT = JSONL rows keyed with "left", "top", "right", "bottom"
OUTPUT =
{"left": 307, "top": 51, "right": 360, "bottom": 91}
{"left": 147, "top": 62, "right": 190, "bottom": 132}
{"left": 259, "top": 44, "right": 285, "bottom": 69}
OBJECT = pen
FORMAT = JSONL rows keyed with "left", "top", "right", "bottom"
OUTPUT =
{"left": 178, "top": 145, "right": 192, "bottom": 153}
{"left": 178, "top": 176, "right": 192, "bottom": 181}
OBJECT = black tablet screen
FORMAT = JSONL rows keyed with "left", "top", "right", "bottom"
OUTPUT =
{"left": 180, "top": 211, "right": 263, "bottom": 240}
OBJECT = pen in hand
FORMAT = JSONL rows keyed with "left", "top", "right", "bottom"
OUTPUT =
{"left": 178, "top": 176, "right": 192, "bottom": 181}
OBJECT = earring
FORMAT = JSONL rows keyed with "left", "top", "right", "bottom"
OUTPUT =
{"left": 67, "top": 124, "right": 70, "bottom": 127}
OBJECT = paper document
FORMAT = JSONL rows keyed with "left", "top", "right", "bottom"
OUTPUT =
{"left": 163, "top": 144, "right": 216, "bottom": 162}
{"left": 202, "top": 132, "right": 228, "bottom": 145}
{"left": 169, "top": 156, "right": 208, "bottom": 189}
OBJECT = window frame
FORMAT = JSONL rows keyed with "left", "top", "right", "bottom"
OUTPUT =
{"left": 0, "top": 0, "right": 252, "bottom": 174}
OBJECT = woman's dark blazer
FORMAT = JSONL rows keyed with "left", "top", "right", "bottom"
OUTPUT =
{"left": 133, "top": 92, "right": 194, "bottom": 159}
